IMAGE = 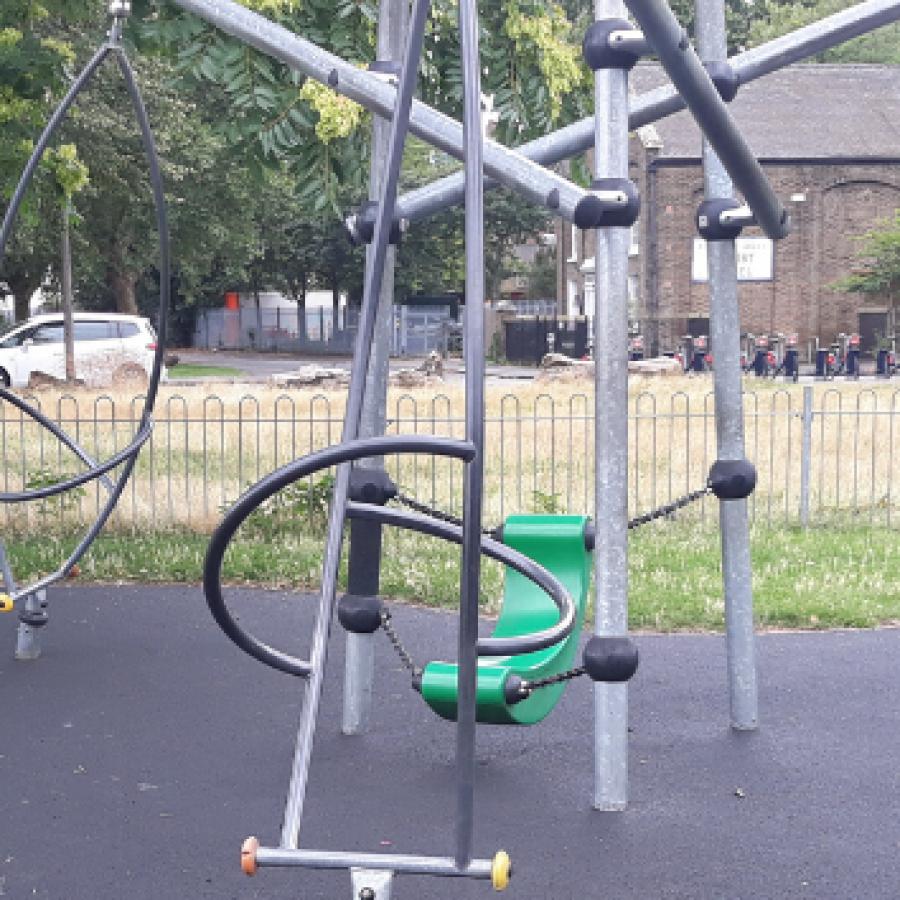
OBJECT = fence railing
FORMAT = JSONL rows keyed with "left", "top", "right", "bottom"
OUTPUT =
{"left": 1, "top": 385, "right": 898, "bottom": 532}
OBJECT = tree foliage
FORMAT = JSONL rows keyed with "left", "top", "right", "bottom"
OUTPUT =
{"left": 840, "top": 210, "right": 900, "bottom": 301}
{"left": 747, "top": 0, "right": 900, "bottom": 62}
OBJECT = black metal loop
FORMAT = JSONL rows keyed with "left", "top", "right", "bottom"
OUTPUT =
{"left": 0, "top": 32, "right": 170, "bottom": 598}
{"left": 203, "top": 436, "right": 476, "bottom": 677}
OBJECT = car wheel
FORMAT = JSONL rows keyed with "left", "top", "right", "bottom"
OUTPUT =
{"left": 0, "top": 369, "right": 10, "bottom": 388}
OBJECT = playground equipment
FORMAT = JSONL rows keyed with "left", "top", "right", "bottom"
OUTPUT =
{"left": 0, "top": 0, "right": 169, "bottom": 661}
{"left": 186, "top": 0, "right": 784, "bottom": 888}
{"left": 4, "top": 0, "right": 900, "bottom": 896}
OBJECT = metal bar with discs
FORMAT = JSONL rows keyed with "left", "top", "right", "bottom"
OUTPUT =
{"left": 168, "top": 0, "right": 626, "bottom": 229}
{"left": 394, "top": 0, "right": 900, "bottom": 226}
{"left": 695, "top": 0, "right": 759, "bottom": 730}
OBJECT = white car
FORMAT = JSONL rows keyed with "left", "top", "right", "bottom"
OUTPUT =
{"left": 0, "top": 312, "right": 164, "bottom": 388}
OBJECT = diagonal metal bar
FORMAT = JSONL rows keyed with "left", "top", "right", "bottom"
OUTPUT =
{"left": 169, "top": 0, "right": 623, "bottom": 226}
{"left": 277, "top": 0, "right": 433, "bottom": 851}
{"left": 396, "top": 0, "right": 900, "bottom": 225}
{"left": 623, "top": 0, "right": 789, "bottom": 239}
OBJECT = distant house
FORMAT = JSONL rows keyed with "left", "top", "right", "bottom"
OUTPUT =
{"left": 558, "top": 63, "right": 900, "bottom": 355}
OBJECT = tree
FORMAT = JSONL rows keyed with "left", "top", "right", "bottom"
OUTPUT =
{"left": 748, "top": 0, "right": 900, "bottom": 62}
{"left": 839, "top": 210, "right": 900, "bottom": 309}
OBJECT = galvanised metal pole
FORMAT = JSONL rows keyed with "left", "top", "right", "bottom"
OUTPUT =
{"left": 454, "top": 0, "right": 486, "bottom": 868}
{"left": 395, "top": 0, "right": 900, "bottom": 224}
{"left": 800, "top": 385, "right": 813, "bottom": 527}
{"left": 592, "top": 0, "right": 632, "bottom": 811}
{"left": 696, "top": 0, "right": 758, "bottom": 731}
{"left": 170, "top": 0, "right": 622, "bottom": 227}
{"left": 341, "top": 0, "right": 410, "bottom": 738}
{"left": 279, "top": 0, "right": 431, "bottom": 848}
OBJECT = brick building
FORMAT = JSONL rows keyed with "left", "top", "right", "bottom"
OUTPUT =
{"left": 557, "top": 63, "right": 900, "bottom": 355}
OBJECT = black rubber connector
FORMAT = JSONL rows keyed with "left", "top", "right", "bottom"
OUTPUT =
{"left": 348, "top": 467, "right": 397, "bottom": 505}
{"left": 337, "top": 593, "right": 383, "bottom": 634}
{"left": 703, "top": 61, "right": 740, "bottom": 102}
{"left": 708, "top": 459, "right": 757, "bottom": 500}
{"left": 582, "top": 636, "right": 639, "bottom": 683}
{"left": 583, "top": 521, "right": 596, "bottom": 552}
{"left": 573, "top": 178, "right": 640, "bottom": 229}
{"left": 345, "top": 200, "right": 405, "bottom": 246}
{"left": 504, "top": 673, "right": 528, "bottom": 705}
{"left": 582, "top": 18, "right": 641, "bottom": 71}
{"left": 696, "top": 197, "right": 744, "bottom": 241}
{"left": 18, "top": 609, "right": 49, "bottom": 628}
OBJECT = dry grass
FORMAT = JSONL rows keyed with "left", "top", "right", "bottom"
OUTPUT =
{"left": 1, "top": 375, "right": 899, "bottom": 533}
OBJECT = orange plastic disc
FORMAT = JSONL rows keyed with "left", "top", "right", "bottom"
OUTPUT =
{"left": 240, "top": 836, "right": 259, "bottom": 876}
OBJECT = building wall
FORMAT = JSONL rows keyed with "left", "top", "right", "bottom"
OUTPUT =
{"left": 559, "top": 154, "right": 900, "bottom": 355}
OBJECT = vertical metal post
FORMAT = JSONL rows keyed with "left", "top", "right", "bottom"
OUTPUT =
{"left": 696, "top": 0, "right": 758, "bottom": 730}
{"left": 454, "top": 0, "right": 485, "bottom": 868}
{"left": 1, "top": 539, "right": 44, "bottom": 661}
{"left": 799, "top": 385, "right": 813, "bottom": 527}
{"left": 351, "top": 868, "right": 393, "bottom": 899}
{"left": 592, "top": 0, "right": 632, "bottom": 811}
{"left": 342, "top": 0, "right": 410, "bottom": 737}
{"left": 14, "top": 591, "right": 46, "bottom": 661}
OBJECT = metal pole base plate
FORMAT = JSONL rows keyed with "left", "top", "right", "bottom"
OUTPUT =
{"left": 351, "top": 868, "right": 393, "bottom": 900}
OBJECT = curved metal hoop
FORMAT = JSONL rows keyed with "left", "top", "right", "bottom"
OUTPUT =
{"left": 203, "top": 435, "right": 577, "bottom": 677}
{"left": 0, "top": 37, "right": 170, "bottom": 599}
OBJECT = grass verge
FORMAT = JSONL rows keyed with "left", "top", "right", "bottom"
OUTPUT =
{"left": 168, "top": 364, "right": 245, "bottom": 377}
{"left": 3, "top": 524, "right": 898, "bottom": 631}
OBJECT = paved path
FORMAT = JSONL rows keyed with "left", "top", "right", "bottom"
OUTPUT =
{"left": 2, "top": 585, "right": 898, "bottom": 899}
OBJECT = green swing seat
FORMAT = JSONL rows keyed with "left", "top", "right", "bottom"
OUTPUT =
{"left": 419, "top": 514, "right": 591, "bottom": 726}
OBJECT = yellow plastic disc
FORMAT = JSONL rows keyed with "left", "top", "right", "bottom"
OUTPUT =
{"left": 491, "top": 850, "right": 512, "bottom": 892}
{"left": 0, "top": 594, "right": 13, "bottom": 613}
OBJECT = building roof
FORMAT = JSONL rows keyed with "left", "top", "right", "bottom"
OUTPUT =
{"left": 630, "top": 63, "right": 900, "bottom": 160}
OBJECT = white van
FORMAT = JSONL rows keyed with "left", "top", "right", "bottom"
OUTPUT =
{"left": 0, "top": 312, "right": 164, "bottom": 388}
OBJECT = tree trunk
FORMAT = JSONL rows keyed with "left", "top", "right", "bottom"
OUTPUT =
{"left": 5, "top": 265, "right": 43, "bottom": 323}
{"left": 299, "top": 271, "right": 307, "bottom": 340}
{"left": 332, "top": 274, "right": 340, "bottom": 333}
{"left": 61, "top": 199, "right": 76, "bottom": 381}
{"left": 107, "top": 268, "right": 139, "bottom": 315}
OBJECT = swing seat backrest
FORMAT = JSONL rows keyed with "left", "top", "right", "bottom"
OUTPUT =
{"left": 420, "top": 515, "right": 591, "bottom": 725}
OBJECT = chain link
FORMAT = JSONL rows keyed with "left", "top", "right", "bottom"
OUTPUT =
{"left": 394, "top": 492, "right": 498, "bottom": 536}
{"left": 520, "top": 665, "right": 586, "bottom": 696}
{"left": 380, "top": 607, "right": 422, "bottom": 682}
{"left": 627, "top": 484, "right": 711, "bottom": 530}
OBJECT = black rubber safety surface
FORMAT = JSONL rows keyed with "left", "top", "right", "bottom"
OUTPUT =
{"left": 2, "top": 585, "right": 898, "bottom": 899}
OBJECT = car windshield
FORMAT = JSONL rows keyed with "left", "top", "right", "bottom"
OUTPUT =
{"left": 0, "top": 326, "right": 33, "bottom": 348}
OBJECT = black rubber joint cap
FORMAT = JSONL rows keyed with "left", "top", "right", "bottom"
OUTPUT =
{"left": 703, "top": 61, "right": 740, "bottom": 102}
{"left": 337, "top": 593, "right": 383, "bottom": 634}
{"left": 573, "top": 178, "right": 640, "bottom": 229}
{"left": 582, "top": 18, "right": 641, "bottom": 71}
{"left": 708, "top": 458, "right": 757, "bottom": 500}
{"left": 348, "top": 467, "right": 397, "bottom": 505}
{"left": 696, "top": 197, "right": 744, "bottom": 241}
{"left": 346, "top": 199, "right": 404, "bottom": 246}
{"left": 583, "top": 636, "right": 639, "bottom": 683}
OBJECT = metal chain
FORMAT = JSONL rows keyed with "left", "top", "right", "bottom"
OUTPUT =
{"left": 520, "top": 665, "right": 586, "bottom": 696}
{"left": 627, "top": 484, "right": 711, "bottom": 530}
{"left": 394, "top": 491, "right": 498, "bottom": 536}
{"left": 380, "top": 607, "right": 422, "bottom": 681}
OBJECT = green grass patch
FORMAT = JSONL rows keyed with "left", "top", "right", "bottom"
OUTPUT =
{"left": 3, "top": 524, "right": 898, "bottom": 631}
{"left": 168, "top": 364, "right": 245, "bottom": 377}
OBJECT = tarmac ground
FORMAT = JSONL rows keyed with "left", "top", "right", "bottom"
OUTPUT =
{"left": 2, "top": 585, "right": 898, "bottom": 899}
